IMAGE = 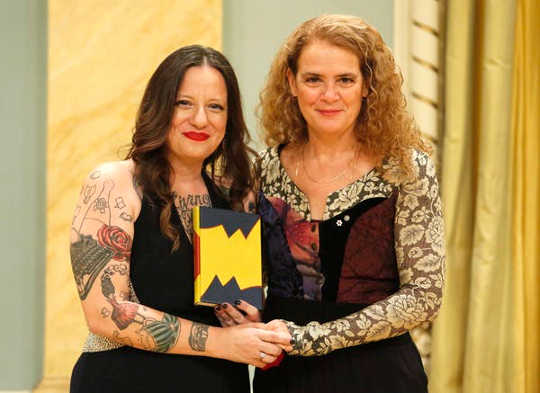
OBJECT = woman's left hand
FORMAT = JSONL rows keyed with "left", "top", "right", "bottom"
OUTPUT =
{"left": 214, "top": 300, "right": 262, "bottom": 327}
{"left": 265, "top": 319, "right": 294, "bottom": 353}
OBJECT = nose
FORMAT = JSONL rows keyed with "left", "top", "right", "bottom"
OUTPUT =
{"left": 321, "top": 83, "right": 339, "bottom": 102}
{"left": 190, "top": 105, "right": 208, "bottom": 129}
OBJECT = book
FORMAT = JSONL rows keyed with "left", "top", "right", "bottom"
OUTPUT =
{"left": 192, "top": 206, "right": 263, "bottom": 309}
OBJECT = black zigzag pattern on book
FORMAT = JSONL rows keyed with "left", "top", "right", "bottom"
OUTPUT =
{"left": 199, "top": 207, "right": 259, "bottom": 238}
{"left": 201, "top": 275, "right": 263, "bottom": 309}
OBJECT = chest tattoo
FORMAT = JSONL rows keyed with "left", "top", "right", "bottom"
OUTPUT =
{"left": 172, "top": 192, "right": 211, "bottom": 242}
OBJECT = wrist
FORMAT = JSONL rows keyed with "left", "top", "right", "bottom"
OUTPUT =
{"left": 282, "top": 320, "right": 303, "bottom": 355}
{"left": 204, "top": 325, "right": 226, "bottom": 359}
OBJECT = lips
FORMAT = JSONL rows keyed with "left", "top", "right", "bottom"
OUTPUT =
{"left": 182, "top": 132, "right": 210, "bottom": 141}
{"left": 317, "top": 109, "right": 342, "bottom": 116}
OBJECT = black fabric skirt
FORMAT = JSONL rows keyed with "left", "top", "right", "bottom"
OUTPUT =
{"left": 70, "top": 346, "right": 249, "bottom": 393}
{"left": 253, "top": 296, "right": 427, "bottom": 393}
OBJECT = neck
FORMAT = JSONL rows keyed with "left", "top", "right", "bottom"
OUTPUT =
{"left": 303, "top": 129, "right": 360, "bottom": 161}
{"left": 167, "top": 154, "right": 205, "bottom": 188}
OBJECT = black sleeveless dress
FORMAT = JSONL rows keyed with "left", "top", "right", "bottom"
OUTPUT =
{"left": 70, "top": 175, "right": 249, "bottom": 393}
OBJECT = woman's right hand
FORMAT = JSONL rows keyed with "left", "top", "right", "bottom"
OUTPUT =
{"left": 213, "top": 323, "right": 291, "bottom": 368}
{"left": 214, "top": 299, "right": 261, "bottom": 326}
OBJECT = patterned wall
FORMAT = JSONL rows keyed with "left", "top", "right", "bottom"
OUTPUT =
{"left": 37, "top": 2, "right": 222, "bottom": 391}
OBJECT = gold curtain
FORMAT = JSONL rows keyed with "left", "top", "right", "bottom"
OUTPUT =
{"left": 428, "top": 0, "right": 537, "bottom": 392}
{"left": 511, "top": 1, "right": 540, "bottom": 392}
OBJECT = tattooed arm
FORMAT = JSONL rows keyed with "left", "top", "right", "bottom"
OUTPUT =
{"left": 71, "top": 160, "right": 290, "bottom": 365}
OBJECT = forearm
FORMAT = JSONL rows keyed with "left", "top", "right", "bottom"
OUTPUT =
{"left": 284, "top": 282, "right": 442, "bottom": 356}
{"left": 86, "top": 300, "right": 223, "bottom": 357}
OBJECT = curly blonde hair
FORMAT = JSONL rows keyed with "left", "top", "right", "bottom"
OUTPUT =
{"left": 258, "top": 14, "right": 429, "bottom": 182}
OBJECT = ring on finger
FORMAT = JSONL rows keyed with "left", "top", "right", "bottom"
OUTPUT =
{"left": 260, "top": 351, "right": 266, "bottom": 360}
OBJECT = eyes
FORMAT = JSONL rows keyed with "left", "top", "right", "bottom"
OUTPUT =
{"left": 303, "top": 75, "right": 357, "bottom": 86}
{"left": 174, "top": 99, "right": 226, "bottom": 112}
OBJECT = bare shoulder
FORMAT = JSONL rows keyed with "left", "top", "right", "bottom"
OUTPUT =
{"left": 74, "top": 160, "right": 142, "bottom": 233}
{"left": 86, "top": 160, "right": 131, "bottom": 182}
{"left": 85, "top": 160, "right": 139, "bottom": 193}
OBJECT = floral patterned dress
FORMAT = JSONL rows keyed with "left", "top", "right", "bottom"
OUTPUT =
{"left": 253, "top": 146, "right": 445, "bottom": 393}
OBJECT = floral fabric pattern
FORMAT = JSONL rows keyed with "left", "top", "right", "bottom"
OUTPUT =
{"left": 259, "top": 147, "right": 445, "bottom": 357}
{"left": 259, "top": 146, "right": 394, "bottom": 221}
{"left": 258, "top": 193, "right": 303, "bottom": 299}
{"left": 266, "top": 196, "right": 323, "bottom": 300}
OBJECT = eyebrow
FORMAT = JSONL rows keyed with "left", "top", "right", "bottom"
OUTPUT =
{"left": 175, "top": 94, "right": 226, "bottom": 103}
{"left": 300, "top": 72, "right": 359, "bottom": 78}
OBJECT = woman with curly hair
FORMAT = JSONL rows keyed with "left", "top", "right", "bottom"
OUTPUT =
{"left": 68, "top": 45, "right": 292, "bottom": 393}
{"left": 216, "top": 15, "right": 445, "bottom": 392}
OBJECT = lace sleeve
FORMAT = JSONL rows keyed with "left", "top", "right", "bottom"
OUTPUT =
{"left": 285, "top": 152, "right": 445, "bottom": 356}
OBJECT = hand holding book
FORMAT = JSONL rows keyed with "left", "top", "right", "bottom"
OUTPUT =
{"left": 214, "top": 299, "right": 262, "bottom": 326}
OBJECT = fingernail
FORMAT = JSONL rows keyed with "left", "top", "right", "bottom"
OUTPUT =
{"left": 221, "top": 303, "right": 228, "bottom": 309}
{"left": 215, "top": 305, "right": 221, "bottom": 311}
{"left": 234, "top": 299, "right": 241, "bottom": 306}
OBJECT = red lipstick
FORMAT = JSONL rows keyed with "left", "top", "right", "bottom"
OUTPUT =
{"left": 182, "top": 132, "right": 210, "bottom": 141}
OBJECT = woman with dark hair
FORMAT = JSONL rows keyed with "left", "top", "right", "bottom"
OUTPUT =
{"left": 216, "top": 15, "right": 445, "bottom": 393}
{"left": 69, "top": 45, "right": 291, "bottom": 393}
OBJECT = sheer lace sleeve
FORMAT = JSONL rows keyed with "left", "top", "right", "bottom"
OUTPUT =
{"left": 285, "top": 152, "right": 445, "bottom": 356}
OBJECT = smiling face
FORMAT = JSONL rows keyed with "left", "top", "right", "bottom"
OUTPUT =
{"left": 287, "top": 40, "right": 368, "bottom": 140}
{"left": 166, "top": 65, "right": 227, "bottom": 166}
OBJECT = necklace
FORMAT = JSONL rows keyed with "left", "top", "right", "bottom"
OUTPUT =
{"left": 296, "top": 145, "right": 358, "bottom": 185}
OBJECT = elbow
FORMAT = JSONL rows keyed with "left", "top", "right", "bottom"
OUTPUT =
{"left": 423, "top": 291, "right": 443, "bottom": 324}
{"left": 87, "top": 318, "right": 102, "bottom": 336}
{"left": 427, "top": 304, "right": 441, "bottom": 323}
{"left": 86, "top": 316, "right": 104, "bottom": 336}
{"left": 428, "top": 298, "right": 442, "bottom": 322}
{"left": 84, "top": 309, "right": 109, "bottom": 337}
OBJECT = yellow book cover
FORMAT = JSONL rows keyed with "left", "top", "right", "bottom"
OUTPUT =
{"left": 193, "top": 206, "right": 262, "bottom": 309}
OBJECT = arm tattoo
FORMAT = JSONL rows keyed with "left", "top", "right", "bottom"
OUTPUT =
{"left": 71, "top": 174, "right": 133, "bottom": 300}
{"left": 71, "top": 234, "right": 114, "bottom": 300}
{"left": 114, "top": 197, "right": 126, "bottom": 209}
{"left": 72, "top": 173, "right": 181, "bottom": 353}
{"left": 97, "top": 259, "right": 180, "bottom": 353}
{"left": 71, "top": 224, "right": 132, "bottom": 300}
{"left": 119, "top": 211, "right": 133, "bottom": 222}
{"left": 172, "top": 192, "right": 211, "bottom": 242}
{"left": 83, "top": 184, "right": 97, "bottom": 204}
{"left": 143, "top": 313, "right": 181, "bottom": 353}
{"left": 188, "top": 322, "right": 209, "bottom": 351}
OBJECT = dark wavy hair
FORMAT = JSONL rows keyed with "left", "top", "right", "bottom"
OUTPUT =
{"left": 126, "top": 45, "right": 255, "bottom": 250}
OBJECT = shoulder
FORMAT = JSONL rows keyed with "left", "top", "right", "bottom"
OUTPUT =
{"left": 410, "top": 150, "right": 437, "bottom": 181}
{"left": 382, "top": 149, "right": 436, "bottom": 186}
{"left": 84, "top": 160, "right": 138, "bottom": 191}
{"left": 82, "top": 160, "right": 141, "bottom": 210}
{"left": 257, "top": 145, "right": 278, "bottom": 164}
{"left": 257, "top": 144, "right": 290, "bottom": 185}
